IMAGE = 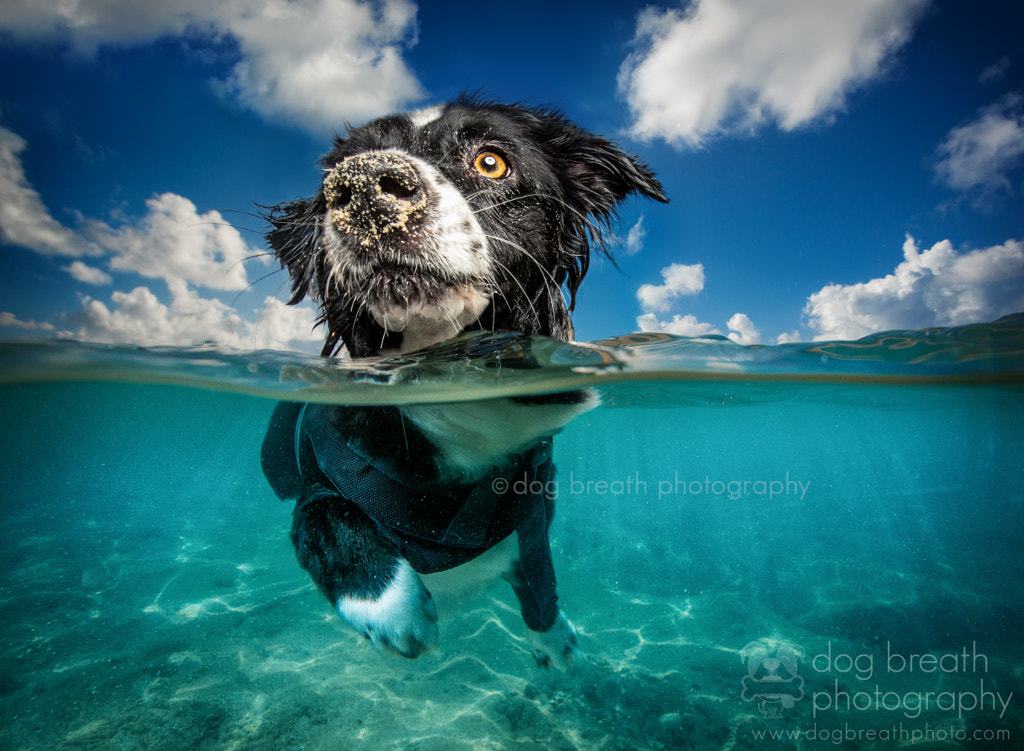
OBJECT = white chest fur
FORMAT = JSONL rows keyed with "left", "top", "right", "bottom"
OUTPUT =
{"left": 402, "top": 392, "right": 597, "bottom": 478}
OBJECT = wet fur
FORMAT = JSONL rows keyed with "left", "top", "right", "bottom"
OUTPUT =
{"left": 264, "top": 94, "right": 666, "bottom": 358}
{"left": 262, "top": 95, "right": 666, "bottom": 665}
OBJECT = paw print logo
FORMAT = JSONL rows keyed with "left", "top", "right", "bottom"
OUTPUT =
{"left": 740, "top": 640, "right": 805, "bottom": 718}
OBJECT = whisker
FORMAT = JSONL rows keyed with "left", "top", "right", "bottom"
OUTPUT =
{"left": 214, "top": 207, "right": 267, "bottom": 221}
{"left": 472, "top": 191, "right": 584, "bottom": 228}
{"left": 486, "top": 254, "right": 545, "bottom": 332}
{"left": 249, "top": 272, "right": 305, "bottom": 350}
{"left": 187, "top": 221, "right": 265, "bottom": 236}
{"left": 484, "top": 233, "right": 570, "bottom": 311}
{"left": 231, "top": 267, "right": 286, "bottom": 307}
{"left": 472, "top": 191, "right": 613, "bottom": 256}
{"left": 224, "top": 251, "right": 275, "bottom": 278}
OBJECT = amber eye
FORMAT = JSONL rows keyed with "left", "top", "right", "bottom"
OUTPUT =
{"left": 473, "top": 151, "right": 509, "bottom": 179}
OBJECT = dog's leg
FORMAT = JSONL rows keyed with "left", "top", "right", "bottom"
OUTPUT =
{"left": 505, "top": 497, "right": 581, "bottom": 670}
{"left": 505, "top": 559, "right": 581, "bottom": 670}
{"left": 527, "top": 610, "right": 581, "bottom": 671}
{"left": 291, "top": 484, "right": 439, "bottom": 657}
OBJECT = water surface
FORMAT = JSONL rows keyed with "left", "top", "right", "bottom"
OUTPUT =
{"left": 1, "top": 320, "right": 1022, "bottom": 750}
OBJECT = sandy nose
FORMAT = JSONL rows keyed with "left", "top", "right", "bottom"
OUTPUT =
{"left": 323, "top": 152, "right": 430, "bottom": 243}
{"left": 325, "top": 152, "right": 423, "bottom": 213}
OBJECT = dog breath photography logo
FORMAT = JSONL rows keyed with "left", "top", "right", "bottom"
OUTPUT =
{"left": 740, "top": 640, "right": 806, "bottom": 718}
{"left": 739, "top": 638, "right": 1015, "bottom": 746}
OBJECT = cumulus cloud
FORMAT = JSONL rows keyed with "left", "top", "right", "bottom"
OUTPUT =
{"left": 774, "top": 330, "right": 803, "bottom": 344}
{"left": 0, "top": 121, "right": 319, "bottom": 351}
{"left": 1, "top": 127, "right": 259, "bottom": 291}
{"left": 725, "top": 312, "right": 760, "bottom": 345}
{"left": 618, "top": 0, "right": 929, "bottom": 147}
{"left": 804, "top": 234, "right": 1024, "bottom": 340}
{"left": 978, "top": 57, "right": 1011, "bottom": 86}
{"left": 0, "top": 125, "right": 101, "bottom": 256}
{"left": 635, "top": 310, "right": 761, "bottom": 343}
{"left": 68, "top": 284, "right": 230, "bottom": 348}
{"left": 216, "top": 0, "right": 423, "bottom": 127}
{"left": 66, "top": 281, "right": 321, "bottom": 351}
{"left": 63, "top": 260, "right": 113, "bottom": 285}
{"left": 934, "top": 92, "right": 1024, "bottom": 199}
{"left": 253, "top": 297, "right": 323, "bottom": 351}
{"left": 635, "top": 262, "right": 761, "bottom": 342}
{"left": 0, "top": 0, "right": 424, "bottom": 130}
{"left": 0, "top": 311, "right": 55, "bottom": 331}
{"left": 636, "top": 311, "right": 721, "bottom": 337}
{"left": 637, "top": 262, "right": 705, "bottom": 312}
{"left": 620, "top": 215, "right": 647, "bottom": 256}
{"left": 87, "top": 193, "right": 252, "bottom": 291}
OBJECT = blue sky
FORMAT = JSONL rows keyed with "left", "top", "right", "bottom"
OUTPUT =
{"left": 1, "top": 0, "right": 1022, "bottom": 352}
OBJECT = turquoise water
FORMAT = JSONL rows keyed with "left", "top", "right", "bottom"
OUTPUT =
{"left": 1, "top": 320, "right": 1022, "bottom": 750}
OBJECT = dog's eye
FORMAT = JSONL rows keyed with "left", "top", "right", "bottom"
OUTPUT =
{"left": 473, "top": 152, "right": 509, "bottom": 179}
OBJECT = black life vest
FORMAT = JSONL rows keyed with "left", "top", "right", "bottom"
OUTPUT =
{"left": 261, "top": 400, "right": 559, "bottom": 629}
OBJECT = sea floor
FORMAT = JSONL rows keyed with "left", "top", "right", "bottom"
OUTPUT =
{"left": 2, "top": 492, "right": 1020, "bottom": 751}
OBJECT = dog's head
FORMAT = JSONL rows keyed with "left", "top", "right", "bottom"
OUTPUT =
{"left": 265, "top": 95, "right": 667, "bottom": 358}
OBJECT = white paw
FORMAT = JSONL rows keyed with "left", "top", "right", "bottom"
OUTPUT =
{"left": 527, "top": 610, "right": 581, "bottom": 670}
{"left": 336, "top": 560, "right": 439, "bottom": 657}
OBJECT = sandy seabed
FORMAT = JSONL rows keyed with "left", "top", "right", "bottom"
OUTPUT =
{"left": 1, "top": 499, "right": 1019, "bottom": 751}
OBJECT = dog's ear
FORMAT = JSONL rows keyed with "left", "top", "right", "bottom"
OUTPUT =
{"left": 555, "top": 131, "right": 668, "bottom": 222}
{"left": 527, "top": 109, "right": 668, "bottom": 222}
{"left": 522, "top": 107, "right": 668, "bottom": 323}
{"left": 262, "top": 192, "right": 327, "bottom": 307}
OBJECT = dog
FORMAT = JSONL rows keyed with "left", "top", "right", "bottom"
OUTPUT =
{"left": 260, "top": 95, "right": 666, "bottom": 668}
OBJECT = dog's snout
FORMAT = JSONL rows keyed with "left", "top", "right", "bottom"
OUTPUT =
{"left": 325, "top": 152, "right": 423, "bottom": 211}
{"left": 323, "top": 152, "right": 429, "bottom": 245}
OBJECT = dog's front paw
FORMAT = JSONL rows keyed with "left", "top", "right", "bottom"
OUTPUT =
{"left": 336, "top": 560, "right": 439, "bottom": 658}
{"left": 528, "top": 610, "right": 581, "bottom": 670}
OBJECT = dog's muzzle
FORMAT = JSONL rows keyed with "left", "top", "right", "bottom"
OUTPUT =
{"left": 323, "top": 152, "right": 429, "bottom": 248}
{"left": 317, "top": 149, "right": 493, "bottom": 347}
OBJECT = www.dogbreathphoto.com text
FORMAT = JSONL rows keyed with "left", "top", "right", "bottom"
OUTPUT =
{"left": 749, "top": 722, "right": 1011, "bottom": 746}
{"left": 491, "top": 471, "right": 811, "bottom": 503}
{"left": 740, "top": 639, "right": 1013, "bottom": 746}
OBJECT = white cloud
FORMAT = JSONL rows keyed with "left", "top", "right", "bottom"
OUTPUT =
{"left": 621, "top": 215, "right": 647, "bottom": 256}
{"left": 0, "top": 121, "right": 319, "bottom": 351}
{"left": 1, "top": 127, "right": 259, "bottom": 291}
{"left": 725, "top": 312, "right": 760, "bottom": 345}
{"left": 978, "top": 57, "right": 1011, "bottom": 86}
{"left": 618, "top": 0, "right": 928, "bottom": 147}
{"left": 637, "top": 311, "right": 721, "bottom": 337}
{"left": 0, "top": 125, "right": 101, "bottom": 256}
{"left": 0, "top": 0, "right": 203, "bottom": 46}
{"left": 774, "top": 330, "right": 803, "bottom": 344}
{"left": 636, "top": 310, "right": 762, "bottom": 344}
{"left": 0, "top": 311, "right": 55, "bottom": 331}
{"left": 63, "top": 260, "right": 112, "bottom": 285}
{"left": 68, "top": 284, "right": 218, "bottom": 347}
{"left": 934, "top": 92, "right": 1024, "bottom": 198}
{"left": 804, "top": 235, "right": 1024, "bottom": 340}
{"left": 216, "top": 0, "right": 423, "bottom": 128}
{"left": 251, "top": 297, "right": 322, "bottom": 352}
{"left": 637, "top": 262, "right": 705, "bottom": 312}
{"left": 636, "top": 263, "right": 761, "bottom": 341}
{"left": 66, "top": 281, "right": 321, "bottom": 351}
{"left": 87, "top": 192, "right": 253, "bottom": 291}
{"left": 0, "top": 0, "right": 424, "bottom": 130}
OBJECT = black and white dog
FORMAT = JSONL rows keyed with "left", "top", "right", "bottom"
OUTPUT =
{"left": 260, "top": 96, "right": 666, "bottom": 668}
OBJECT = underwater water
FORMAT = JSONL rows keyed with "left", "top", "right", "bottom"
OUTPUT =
{"left": 1, "top": 321, "right": 1022, "bottom": 751}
